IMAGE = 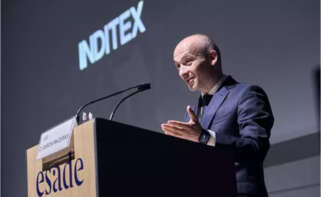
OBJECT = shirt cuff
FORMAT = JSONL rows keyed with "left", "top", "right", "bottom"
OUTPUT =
{"left": 207, "top": 129, "right": 216, "bottom": 147}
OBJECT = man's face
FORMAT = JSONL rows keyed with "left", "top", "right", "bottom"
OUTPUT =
{"left": 173, "top": 46, "right": 211, "bottom": 92}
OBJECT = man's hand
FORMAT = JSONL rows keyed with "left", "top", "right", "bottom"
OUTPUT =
{"left": 161, "top": 105, "right": 203, "bottom": 143}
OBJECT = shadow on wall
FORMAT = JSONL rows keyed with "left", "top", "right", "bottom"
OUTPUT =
{"left": 264, "top": 65, "right": 320, "bottom": 168}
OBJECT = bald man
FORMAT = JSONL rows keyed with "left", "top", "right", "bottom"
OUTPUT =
{"left": 161, "top": 34, "right": 274, "bottom": 197}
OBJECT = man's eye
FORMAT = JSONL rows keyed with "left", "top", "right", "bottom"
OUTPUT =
{"left": 184, "top": 60, "right": 192, "bottom": 65}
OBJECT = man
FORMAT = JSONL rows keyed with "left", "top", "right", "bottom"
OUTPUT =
{"left": 161, "top": 34, "right": 274, "bottom": 197}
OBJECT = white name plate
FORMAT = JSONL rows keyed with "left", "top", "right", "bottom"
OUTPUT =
{"left": 37, "top": 117, "right": 76, "bottom": 160}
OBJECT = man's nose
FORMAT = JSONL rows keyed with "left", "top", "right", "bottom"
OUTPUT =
{"left": 179, "top": 66, "right": 189, "bottom": 79}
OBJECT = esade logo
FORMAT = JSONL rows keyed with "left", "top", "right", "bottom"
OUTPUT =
{"left": 78, "top": 1, "right": 146, "bottom": 71}
{"left": 35, "top": 158, "right": 84, "bottom": 197}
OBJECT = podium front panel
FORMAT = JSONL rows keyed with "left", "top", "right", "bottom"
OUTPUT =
{"left": 26, "top": 120, "right": 98, "bottom": 197}
{"left": 94, "top": 119, "right": 236, "bottom": 196}
{"left": 27, "top": 119, "right": 236, "bottom": 197}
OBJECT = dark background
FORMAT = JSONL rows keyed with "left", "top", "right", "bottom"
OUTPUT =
{"left": 2, "top": 0, "right": 320, "bottom": 196}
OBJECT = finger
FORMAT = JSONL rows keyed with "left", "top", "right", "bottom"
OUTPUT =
{"left": 187, "top": 105, "right": 198, "bottom": 122}
{"left": 166, "top": 131, "right": 188, "bottom": 141}
{"left": 167, "top": 120, "right": 191, "bottom": 130}
{"left": 164, "top": 123, "right": 199, "bottom": 139}
{"left": 162, "top": 125, "right": 193, "bottom": 141}
{"left": 167, "top": 120, "right": 190, "bottom": 126}
{"left": 162, "top": 123, "right": 185, "bottom": 133}
{"left": 162, "top": 124, "right": 199, "bottom": 142}
{"left": 166, "top": 131, "right": 183, "bottom": 138}
{"left": 162, "top": 124, "right": 184, "bottom": 136}
{"left": 161, "top": 123, "right": 168, "bottom": 134}
{"left": 167, "top": 122, "right": 196, "bottom": 134}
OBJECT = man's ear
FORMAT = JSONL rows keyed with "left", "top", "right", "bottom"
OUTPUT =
{"left": 209, "top": 49, "right": 218, "bottom": 66}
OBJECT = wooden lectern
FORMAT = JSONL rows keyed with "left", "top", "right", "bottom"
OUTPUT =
{"left": 27, "top": 118, "right": 236, "bottom": 197}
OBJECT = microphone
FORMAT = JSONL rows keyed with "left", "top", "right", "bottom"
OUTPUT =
{"left": 109, "top": 83, "right": 151, "bottom": 120}
{"left": 137, "top": 83, "right": 151, "bottom": 91}
{"left": 75, "top": 83, "right": 151, "bottom": 124}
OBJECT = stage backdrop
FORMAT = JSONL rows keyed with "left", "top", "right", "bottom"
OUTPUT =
{"left": 2, "top": 0, "right": 320, "bottom": 196}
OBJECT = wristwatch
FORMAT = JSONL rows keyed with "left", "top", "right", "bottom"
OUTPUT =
{"left": 199, "top": 129, "right": 210, "bottom": 144}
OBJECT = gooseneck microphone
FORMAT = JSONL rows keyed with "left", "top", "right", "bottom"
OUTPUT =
{"left": 75, "top": 83, "right": 151, "bottom": 124}
{"left": 109, "top": 83, "right": 151, "bottom": 120}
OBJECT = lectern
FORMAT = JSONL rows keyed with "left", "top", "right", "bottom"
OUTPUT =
{"left": 27, "top": 118, "right": 236, "bottom": 197}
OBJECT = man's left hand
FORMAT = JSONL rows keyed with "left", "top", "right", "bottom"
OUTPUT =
{"left": 161, "top": 105, "right": 203, "bottom": 143}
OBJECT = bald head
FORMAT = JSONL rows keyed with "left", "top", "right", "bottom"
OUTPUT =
{"left": 172, "top": 34, "right": 223, "bottom": 94}
{"left": 174, "top": 34, "right": 221, "bottom": 66}
{"left": 174, "top": 34, "right": 213, "bottom": 57}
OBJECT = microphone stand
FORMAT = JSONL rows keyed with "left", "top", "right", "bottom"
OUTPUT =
{"left": 75, "top": 83, "right": 150, "bottom": 124}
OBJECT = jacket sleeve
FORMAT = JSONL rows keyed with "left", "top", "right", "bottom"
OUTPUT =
{"left": 215, "top": 85, "right": 274, "bottom": 161}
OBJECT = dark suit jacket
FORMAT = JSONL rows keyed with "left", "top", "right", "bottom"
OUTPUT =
{"left": 186, "top": 76, "right": 274, "bottom": 196}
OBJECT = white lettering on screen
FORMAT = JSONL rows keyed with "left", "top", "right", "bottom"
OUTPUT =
{"left": 78, "top": 1, "right": 146, "bottom": 71}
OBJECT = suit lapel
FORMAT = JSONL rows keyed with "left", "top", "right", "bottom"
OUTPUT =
{"left": 200, "top": 87, "right": 229, "bottom": 129}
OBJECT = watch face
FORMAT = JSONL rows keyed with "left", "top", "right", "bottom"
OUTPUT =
{"left": 199, "top": 131, "right": 210, "bottom": 144}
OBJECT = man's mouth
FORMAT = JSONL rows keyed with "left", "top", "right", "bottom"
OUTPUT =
{"left": 186, "top": 78, "right": 194, "bottom": 87}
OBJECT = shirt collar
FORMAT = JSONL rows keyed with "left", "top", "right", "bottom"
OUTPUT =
{"left": 203, "top": 74, "right": 227, "bottom": 96}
